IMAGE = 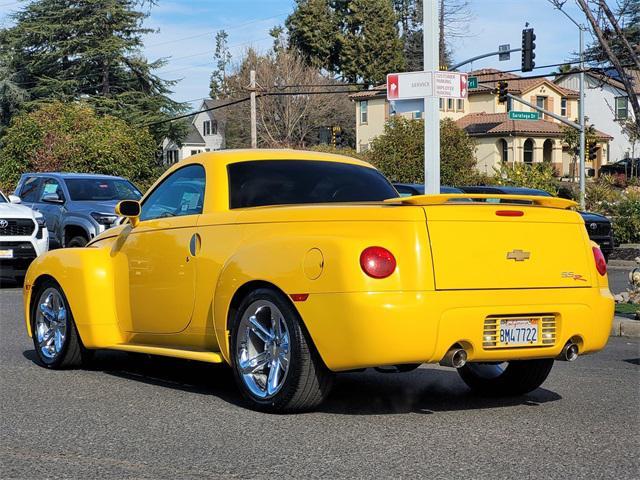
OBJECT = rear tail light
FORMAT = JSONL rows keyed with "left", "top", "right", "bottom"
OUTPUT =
{"left": 592, "top": 246, "right": 607, "bottom": 276}
{"left": 360, "top": 246, "right": 396, "bottom": 279}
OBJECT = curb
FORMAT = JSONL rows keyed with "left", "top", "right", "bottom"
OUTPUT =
{"left": 607, "top": 260, "right": 636, "bottom": 269}
{"left": 611, "top": 315, "right": 640, "bottom": 338}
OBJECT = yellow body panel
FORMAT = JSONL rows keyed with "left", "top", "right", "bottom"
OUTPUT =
{"left": 23, "top": 149, "right": 614, "bottom": 370}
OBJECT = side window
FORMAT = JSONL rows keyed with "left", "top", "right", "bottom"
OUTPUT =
{"left": 140, "top": 165, "right": 206, "bottom": 222}
{"left": 40, "top": 178, "right": 65, "bottom": 201}
{"left": 19, "top": 177, "right": 42, "bottom": 202}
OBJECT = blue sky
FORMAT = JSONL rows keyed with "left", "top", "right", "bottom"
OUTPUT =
{"left": 0, "top": 0, "right": 595, "bottom": 109}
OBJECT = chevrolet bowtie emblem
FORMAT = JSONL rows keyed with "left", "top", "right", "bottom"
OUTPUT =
{"left": 506, "top": 249, "right": 530, "bottom": 261}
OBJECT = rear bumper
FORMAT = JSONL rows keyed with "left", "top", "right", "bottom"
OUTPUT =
{"left": 296, "top": 287, "right": 614, "bottom": 371}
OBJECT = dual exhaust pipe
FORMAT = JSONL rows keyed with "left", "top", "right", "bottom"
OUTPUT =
{"left": 439, "top": 341, "right": 579, "bottom": 368}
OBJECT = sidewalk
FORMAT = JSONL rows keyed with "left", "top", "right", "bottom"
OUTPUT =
{"left": 611, "top": 315, "right": 640, "bottom": 338}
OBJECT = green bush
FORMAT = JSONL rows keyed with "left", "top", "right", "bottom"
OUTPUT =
{"left": 610, "top": 191, "right": 640, "bottom": 244}
{"left": 366, "top": 117, "right": 478, "bottom": 186}
{"left": 0, "top": 101, "right": 158, "bottom": 192}
{"left": 493, "top": 162, "right": 559, "bottom": 195}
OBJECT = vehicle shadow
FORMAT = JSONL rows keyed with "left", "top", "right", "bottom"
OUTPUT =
{"left": 22, "top": 349, "right": 562, "bottom": 415}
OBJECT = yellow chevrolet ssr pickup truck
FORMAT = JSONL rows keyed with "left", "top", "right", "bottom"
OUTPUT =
{"left": 23, "top": 150, "right": 614, "bottom": 412}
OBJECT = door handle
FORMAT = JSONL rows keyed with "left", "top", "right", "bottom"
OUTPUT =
{"left": 189, "top": 233, "right": 200, "bottom": 256}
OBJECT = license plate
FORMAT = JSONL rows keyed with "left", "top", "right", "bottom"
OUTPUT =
{"left": 0, "top": 249, "right": 13, "bottom": 259}
{"left": 499, "top": 319, "right": 539, "bottom": 346}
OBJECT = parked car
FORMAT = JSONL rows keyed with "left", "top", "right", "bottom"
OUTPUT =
{"left": 14, "top": 173, "right": 142, "bottom": 248}
{"left": 599, "top": 158, "right": 640, "bottom": 178}
{"left": 393, "top": 183, "right": 463, "bottom": 196}
{"left": 0, "top": 190, "right": 49, "bottom": 283}
{"left": 458, "top": 186, "right": 615, "bottom": 261}
{"left": 23, "top": 150, "right": 613, "bottom": 412}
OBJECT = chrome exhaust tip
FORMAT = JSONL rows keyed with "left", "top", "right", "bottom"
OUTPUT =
{"left": 557, "top": 342, "right": 579, "bottom": 362}
{"left": 439, "top": 348, "right": 468, "bottom": 368}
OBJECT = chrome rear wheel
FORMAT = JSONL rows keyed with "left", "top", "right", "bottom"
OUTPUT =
{"left": 235, "top": 300, "right": 291, "bottom": 399}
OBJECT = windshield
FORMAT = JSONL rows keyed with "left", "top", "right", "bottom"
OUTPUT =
{"left": 0, "top": 191, "right": 7, "bottom": 203}
{"left": 228, "top": 160, "right": 399, "bottom": 209}
{"left": 65, "top": 178, "right": 142, "bottom": 202}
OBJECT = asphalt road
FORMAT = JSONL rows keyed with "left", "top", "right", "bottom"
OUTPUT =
{"left": 1, "top": 287, "right": 639, "bottom": 479}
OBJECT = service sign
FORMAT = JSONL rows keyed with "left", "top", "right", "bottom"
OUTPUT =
{"left": 387, "top": 71, "right": 467, "bottom": 100}
{"left": 386, "top": 72, "right": 433, "bottom": 100}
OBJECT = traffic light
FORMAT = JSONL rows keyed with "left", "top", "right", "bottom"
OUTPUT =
{"left": 331, "top": 126, "right": 342, "bottom": 147}
{"left": 522, "top": 28, "right": 536, "bottom": 72}
{"left": 497, "top": 81, "right": 509, "bottom": 103}
{"left": 588, "top": 142, "right": 598, "bottom": 161}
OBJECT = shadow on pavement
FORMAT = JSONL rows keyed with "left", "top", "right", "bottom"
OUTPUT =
{"left": 22, "top": 349, "right": 562, "bottom": 415}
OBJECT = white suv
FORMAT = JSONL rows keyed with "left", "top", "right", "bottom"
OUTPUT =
{"left": 0, "top": 190, "right": 49, "bottom": 282}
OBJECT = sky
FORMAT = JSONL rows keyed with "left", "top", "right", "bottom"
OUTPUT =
{"left": 0, "top": 0, "right": 596, "bottom": 110}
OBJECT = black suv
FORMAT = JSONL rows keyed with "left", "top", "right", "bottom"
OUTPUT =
{"left": 599, "top": 158, "right": 640, "bottom": 179}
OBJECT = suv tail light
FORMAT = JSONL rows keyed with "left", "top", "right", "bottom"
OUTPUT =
{"left": 592, "top": 246, "right": 607, "bottom": 276}
{"left": 360, "top": 246, "right": 396, "bottom": 279}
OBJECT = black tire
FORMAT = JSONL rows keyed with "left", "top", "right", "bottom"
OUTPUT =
{"left": 31, "top": 278, "right": 91, "bottom": 369}
{"left": 230, "top": 287, "right": 334, "bottom": 413}
{"left": 67, "top": 236, "right": 88, "bottom": 248}
{"left": 457, "top": 359, "right": 554, "bottom": 396}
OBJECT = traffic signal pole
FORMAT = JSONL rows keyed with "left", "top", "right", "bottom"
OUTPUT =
{"left": 423, "top": 0, "right": 440, "bottom": 194}
{"left": 578, "top": 26, "right": 586, "bottom": 211}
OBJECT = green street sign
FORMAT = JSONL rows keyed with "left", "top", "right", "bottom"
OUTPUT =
{"left": 508, "top": 111, "right": 540, "bottom": 121}
{"left": 468, "top": 76, "right": 478, "bottom": 89}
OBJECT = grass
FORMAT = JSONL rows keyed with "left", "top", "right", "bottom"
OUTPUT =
{"left": 615, "top": 303, "right": 640, "bottom": 316}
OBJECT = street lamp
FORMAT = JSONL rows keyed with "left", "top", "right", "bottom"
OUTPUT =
{"left": 551, "top": 1, "right": 588, "bottom": 210}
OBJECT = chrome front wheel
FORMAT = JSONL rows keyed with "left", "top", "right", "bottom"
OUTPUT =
{"left": 235, "top": 300, "right": 291, "bottom": 399}
{"left": 34, "top": 287, "right": 68, "bottom": 362}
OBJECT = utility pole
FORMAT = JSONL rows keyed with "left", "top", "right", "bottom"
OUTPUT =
{"left": 424, "top": 0, "right": 440, "bottom": 194}
{"left": 250, "top": 69, "right": 257, "bottom": 148}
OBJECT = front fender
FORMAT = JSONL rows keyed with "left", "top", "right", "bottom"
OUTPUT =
{"left": 23, "top": 247, "right": 123, "bottom": 348}
{"left": 62, "top": 215, "right": 100, "bottom": 242}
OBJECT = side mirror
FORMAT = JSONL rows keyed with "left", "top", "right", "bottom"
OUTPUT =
{"left": 8, "top": 195, "right": 21, "bottom": 204}
{"left": 42, "top": 193, "right": 64, "bottom": 204}
{"left": 115, "top": 200, "right": 141, "bottom": 227}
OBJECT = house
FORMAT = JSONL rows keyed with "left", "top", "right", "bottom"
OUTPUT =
{"left": 555, "top": 69, "right": 639, "bottom": 161}
{"left": 162, "top": 99, "right": 225, "bottom": 165}
{"left": 349, "top": 68, "right": 613, "bottom": 177}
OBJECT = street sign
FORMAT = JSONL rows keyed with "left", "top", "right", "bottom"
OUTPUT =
{"left": 386, "top": 72, "right": 433, "bottom": 100}
{"left": 468, "top": 76, "right": 478, "bottom": 89}
{"left": 499, "top": 44, "right": 511, "bottom": 61}
{"left": 508, "top": 111, "right": 540, "bottom": 120}
{"left": 434, "top": 71, "right": 468, "bottom": 99}
{"left": 386, "top": 71, "right": 467, "bottom": 100}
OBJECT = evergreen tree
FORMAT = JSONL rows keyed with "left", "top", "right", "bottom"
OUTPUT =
{"left": 0, "top": 0, "right": 186, "bottom": 142}
{"left": 209, "top": 30, "right": 232, "bottom": 99}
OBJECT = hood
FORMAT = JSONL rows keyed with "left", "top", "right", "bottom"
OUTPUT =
{"left": 579, "top": 211, "right": 609, "bottom": 223}
{"left": 69, "top": 200, "right": 120, "bottom": 215}
{"left": 0, "top": 202, "right": 37, "bottom": 219}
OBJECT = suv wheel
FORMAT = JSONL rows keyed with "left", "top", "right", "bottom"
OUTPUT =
{"left": 67, "top": 236, "right": 88, "bottom": 248}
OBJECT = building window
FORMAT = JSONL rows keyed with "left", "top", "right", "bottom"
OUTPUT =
{"left": 360, "top": 101, "right": 368, "bottom": 124}
{"left": 212, "top": 120, "right": 218, "bottom": 135}
{"left": 561, "top": 98, "right": 567, "bottom": 116}
{"left": 615, "top": 96, "right": 628, "bottom": 120}
{"left": 203, "top": 120, "right": 211, "bottom": 136}
{"left": 166, "top": 150, "right": 179, "bottom": 164}
{"left": 439, "top": 98, "right": 444, "bottom": 110}
{"left": 536, "top": 96, "right": 546, "bottom": 110}
{"left": 190, "top": 150, "right": 200, "bottom": 156}
{"left": 523, "top": 139, "right": 534, "bottom": 164}
{"left": 456, "top": 99, "right": 464, "bottom": 111}
{"left": 447, "top": 98, "right": 454, "bottom": 111}
{"left": 499, "top": 139, "right": 508, "bottom": 163}
{"left": 412, "top": 111, "right": 422, "bottom": 119}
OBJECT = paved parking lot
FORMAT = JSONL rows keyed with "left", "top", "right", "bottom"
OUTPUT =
{"left": 1, "top": 286, "right": 638, "bottom": 479}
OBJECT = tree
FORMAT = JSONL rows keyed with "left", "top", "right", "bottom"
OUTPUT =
{"left": 0, "top": 101, "right": 158, "bottom": 191}
{"left": 286, "top": 0, "right": 404, "bottom": 84}
{"left": 209, "top": 30, "right": 233, "bottom": 99}
{"left": 221, "top": 48, "right": 355, "bottom": 149}
{"left": 493, "top": 163, "right": 559, "bottom": 195}
{"left": 0, "top": 0, "right": 186, "bottom": 142}
{"left": 366, "top": 117, "right": 477, "bottom": 186}
{"left": 561, "top": 123, "right": 599, "bottom": 181}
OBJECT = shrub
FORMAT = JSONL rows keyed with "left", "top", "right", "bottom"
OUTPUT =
{"left": 0, "top": 101, "right": 158, "bottom": 191}
{"left": 493, "top": 162, "right": 559, "bottom": 195}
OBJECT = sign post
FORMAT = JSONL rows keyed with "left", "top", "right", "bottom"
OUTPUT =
{"left": 424, "top": 0, "right": 440, "bottom": 195}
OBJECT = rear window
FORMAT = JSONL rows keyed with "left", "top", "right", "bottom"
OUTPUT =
{"left": 228, "top": 160, "right": 398, "bottom": 209}
{"left": 66, "top": 178, "right": 142, "bottom": 201}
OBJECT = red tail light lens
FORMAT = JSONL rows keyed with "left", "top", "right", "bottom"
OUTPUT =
{"left": 360, "top": 246, "right": 396, "bottom": 279}
{"left": 592, "top": 246, "right": 607, "bottom": 276}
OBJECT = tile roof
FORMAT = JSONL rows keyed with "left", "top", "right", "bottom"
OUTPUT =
{"left": 348, "top": 86, "right": 386, "bottom": 100}
{"left": 455, "top": 112, "right": 612, "bottom": 140}
{"left": 467, "top": 68, "right": 578, "bottom": 97}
